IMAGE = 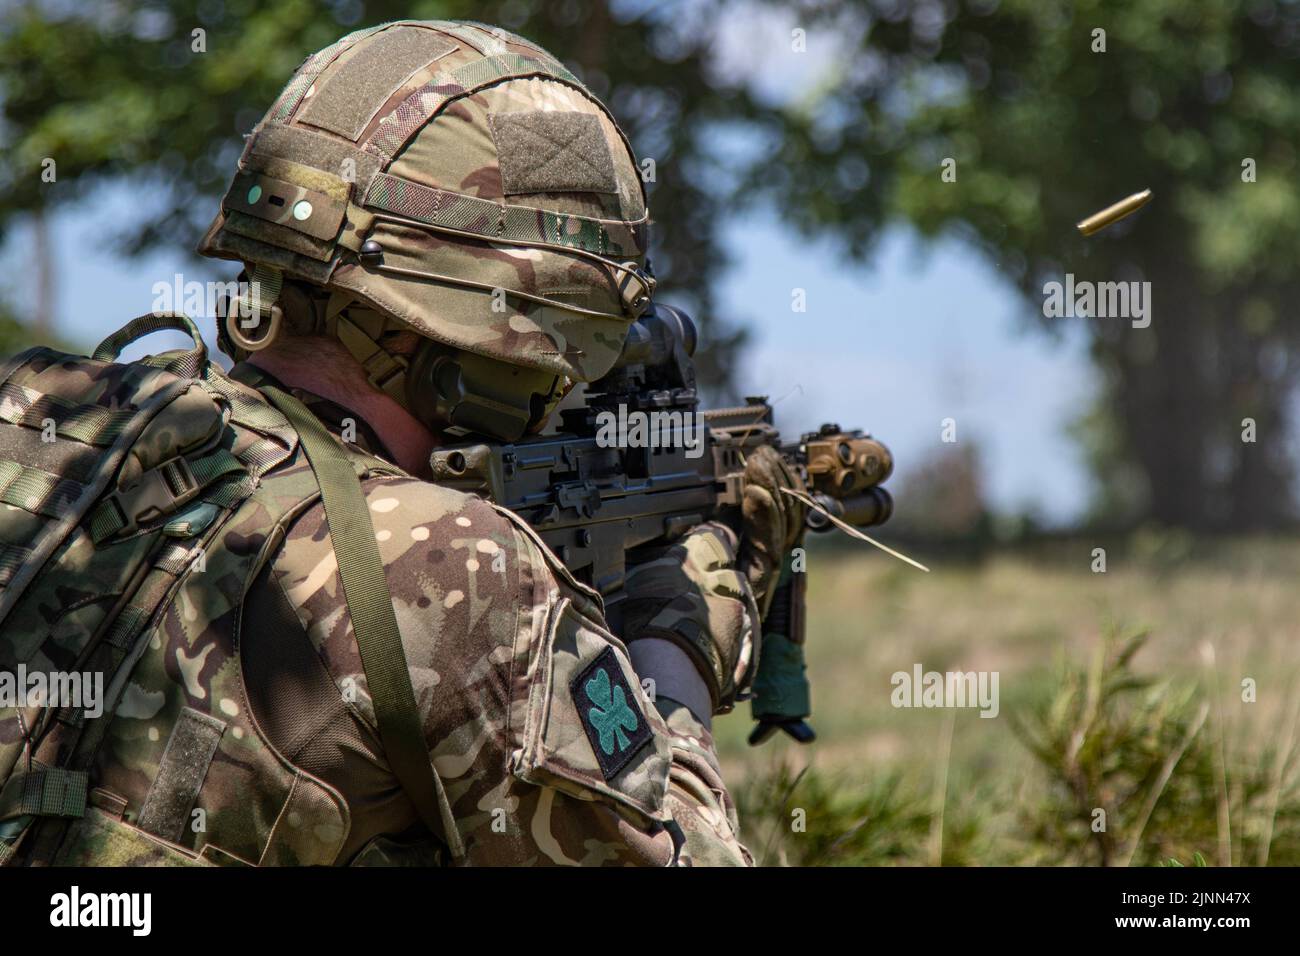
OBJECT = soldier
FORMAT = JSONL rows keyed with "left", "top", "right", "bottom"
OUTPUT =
{"left": 0, "top": 19, "right": 804, "bottom": 866}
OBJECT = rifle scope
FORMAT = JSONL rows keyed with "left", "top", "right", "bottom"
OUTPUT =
{"left": 612, "top": 303, "right": 697, "bottom": 369}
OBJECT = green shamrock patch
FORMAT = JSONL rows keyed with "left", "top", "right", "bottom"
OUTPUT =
{"left": 571, "top": 646, "right": 653, "bottom": 779}
{"left": 585, "top": 666, "right": 639, "bottom": 755}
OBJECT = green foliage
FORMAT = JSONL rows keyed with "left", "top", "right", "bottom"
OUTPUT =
{"left": 740, "top": 620, "right": 1300, "bottom": 866}
{"left": 1011, "top": 628, "right": 1215, "bottom": 866}
{"left": 1017, "top": 626, "right": 1300, "bottom": 866}
{"left": 737, "top": 763, "right": 932, "bottom": 866}
{"left": 746, "top": 0, "right": 1300, "bottom": 529}
{"left": 0, "top": 0, "right": 751, "bottom": 392}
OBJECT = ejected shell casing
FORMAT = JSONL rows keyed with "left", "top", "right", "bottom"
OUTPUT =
{"left": 1076, "top": 189, "right": 1153, "bottom": 236}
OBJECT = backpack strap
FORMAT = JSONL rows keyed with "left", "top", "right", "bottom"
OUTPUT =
{"left": 259, "top": 385, "right": 464, "bottom": 859}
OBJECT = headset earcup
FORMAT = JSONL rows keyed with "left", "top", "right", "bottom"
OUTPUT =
{"left": 405, "top": 340, "right": 451, "bottom": 428}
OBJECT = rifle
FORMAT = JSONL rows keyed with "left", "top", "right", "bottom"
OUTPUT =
{"left": 429, "top": 302, "right": 896, "bottom": 744}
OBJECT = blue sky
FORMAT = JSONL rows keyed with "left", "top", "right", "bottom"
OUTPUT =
{"left": 0, "top": 4, "right": 1098, "bottom": 524}
{"left": 717, "top": 214, "right": 1094, "bottom": 524}
{"left": 5, "top": 180, "right": 1094, "bottom": 524}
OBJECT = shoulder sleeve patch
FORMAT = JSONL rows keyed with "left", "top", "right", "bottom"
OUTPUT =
{"left": 571, "top": 645, "right": 654, "bottom": 780}
{"left": 512, "top": 590, "right": 671, "bottom": 824}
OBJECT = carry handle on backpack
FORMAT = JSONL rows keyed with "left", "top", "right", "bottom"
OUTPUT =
{"left": 91, "top": 311, "right": 209, "bottom": 378}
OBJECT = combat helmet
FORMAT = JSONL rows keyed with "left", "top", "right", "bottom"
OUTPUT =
{"left": 199, "top": 19, "right": 655, "bottom": 440}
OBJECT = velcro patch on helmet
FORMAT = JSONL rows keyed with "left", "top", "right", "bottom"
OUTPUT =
{"left": 297, "top": 25, "right": 459, "bottom": 141}
{"left": 488, "top": 111, "right": 618, "bottom": 196}
{"left": 247, "top": 125, "right": 382, "bottom": 197}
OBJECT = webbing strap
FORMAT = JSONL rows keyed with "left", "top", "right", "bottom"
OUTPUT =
{"left": 0, "top": 460, "right": 84, "bottom": 520}
{"left": 333, "top": 311, "right": 410, "bottom": 400}
{"left": 191, "top": 447, "right": 244, "bottom": 484}
{"left": 0, "top": 542, "right": 30, "bottom": 588}
{"left": 0, "top": 768, "right": 88, "bottom": 821}
{"left": 224, "top": 385, "right": 293, "bottom": 432}
{"left": 452, "top": 50, "right": 578, "bottom": 89}
{"left": 424, "top": 20, "right": 500, "bottom": 55}
{"left": 445, "top": 21, "right": 553, "bottom": 58}
{"left": 364, "top": 172, "right": 647, "bottom": 258}
{"left": 0, "top": 381, "right": 136, "bottom": 447}
{"left": 260, "top": 385, "right": 462, "bottom": 858}
{"left": 243, "top": 264, "right": 283, "bottom": 326}
{"left": 86, "top": 447, "right": 246, "bottom": 544}
{"left": 202, "top": 475, "right": 258, "bottom": 509}
{"left": 91, "top": 312, "right": 208, "bottom": 378}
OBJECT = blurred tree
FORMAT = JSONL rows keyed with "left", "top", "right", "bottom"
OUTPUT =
{"left": 743, "top": 0, "right": 1300, "bottom": 530}
{"left": 6, "top": 0, "right": 1293, "bottom": 529}
{"left": 0, "top": 0, "right": 746, "bottom": 393}
{"left": 0, "top": 298, "right": 33, "bottom": 359}
{"left": 887, "top": 441, "right": 993, "bottom": 544}
{"left": 0, "top": 287, "right": 79, "bottom": 357}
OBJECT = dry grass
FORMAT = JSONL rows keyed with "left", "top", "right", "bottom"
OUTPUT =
{"left": 715, "top": 534, "right": 1300, "bottom": 865}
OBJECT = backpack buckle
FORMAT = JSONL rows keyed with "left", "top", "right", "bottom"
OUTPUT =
{"left": 103, "top": 456, "right": 201, "bottom": 537}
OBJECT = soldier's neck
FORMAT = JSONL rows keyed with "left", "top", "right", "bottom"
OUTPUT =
{"left": 247, "top": 345, "right": 438, "bottom": 479}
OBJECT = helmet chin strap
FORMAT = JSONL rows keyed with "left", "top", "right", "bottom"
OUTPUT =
{"left": 235, "top": 279, "right": 569, "bottom": 444}
{"left": 316, "top": 286, "right": 573, "bottom": 443}
{"left": 223, "top": 264, "right": 284, "bottom": 354}
{"left": 324, "top": 296, "right": 413, "bottom": 404}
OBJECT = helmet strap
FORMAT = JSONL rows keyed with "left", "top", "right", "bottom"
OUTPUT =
{"left": 223, "top": 264, "right": 284, "bottom": 353}
{"left": 326, "top": 301, "right": 411, "bottom": 403}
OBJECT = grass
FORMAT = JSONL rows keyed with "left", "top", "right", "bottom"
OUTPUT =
{"left": 715, "top": 534, "right": 1300, "bottom": 866}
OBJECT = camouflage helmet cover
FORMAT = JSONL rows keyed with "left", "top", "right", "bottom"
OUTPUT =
{"left": 198, "top": 20, "right": 652, "bottom": 383}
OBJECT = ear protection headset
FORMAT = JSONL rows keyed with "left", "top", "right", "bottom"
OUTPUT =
{"left": 404, "top": 337, "right": 569, "bottom": 442}
{"left": 221, "top": 273, "right": 573, "bottom": 444}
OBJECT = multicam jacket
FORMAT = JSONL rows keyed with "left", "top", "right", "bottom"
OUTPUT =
{"left": 45, "top": 363, "right": 750, "bottom": 867}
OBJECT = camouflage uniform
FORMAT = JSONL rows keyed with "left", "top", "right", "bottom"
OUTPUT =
{"left": 42, "top": 360, "right": 745, "bottom": 866}
{"left": 260, "top": 367, "right": 751, "bottom": 864}
{"left": 3, "top": 21, "right": 755, "bottom": 867}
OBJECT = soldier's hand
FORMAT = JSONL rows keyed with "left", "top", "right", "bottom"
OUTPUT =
{"left": 738, "top": 445, "right": 807, "bottom": 619}
{"left": 738, "top": 447, "right": 816, "bottom": 746}
{"left": 620, "top": 522, "right": 760, "bottom": 715}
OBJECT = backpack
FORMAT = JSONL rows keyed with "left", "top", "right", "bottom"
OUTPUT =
{"left": 0, "top": 313, "right": 455, "bottom": 864}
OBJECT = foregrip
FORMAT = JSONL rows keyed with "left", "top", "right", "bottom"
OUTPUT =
{"left": 748, "top": 552, "right": 815, "bottom": 745}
